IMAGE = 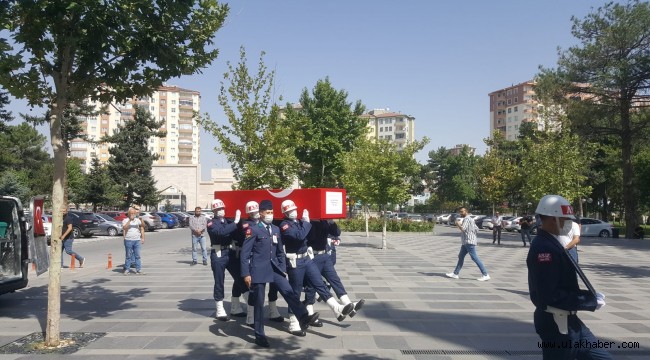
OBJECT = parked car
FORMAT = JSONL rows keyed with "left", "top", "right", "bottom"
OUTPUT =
{"left": 579, "top": 217, "right": 614, "bottom": 237}
{"left": 437, "top": 214, "right": 451, "bottom": 224}
{"left": 481, "top": 217, "right": 494, "bottom": 230}
{"left": 94, "top": 213, "right": 124, "bottom": 236}
{"left": 100, "top": 211, "right": 128, "bottom": 222}
{"left": 156, "top": 212, "right": 178, "bottom": 229}
{"left": 42, "top": 215, "right": 52, "bottom": 244}
{"left": 67, "top": 210, "right": 100, "bottom": 238}
{"left": 473, "top": 215, "right": 487, "bottom": 229}
{"left": 500, "top": 216, "right": 516, "bottom": 230}
{"left": 406, "top": 214, "right": 424, "bottom": 222}
{"left": 505, "top": 217, "right": 522, "bottom": 232}
{"left": 171, "top": 212, "right": 190, "bottom": 227}
{"left": 139, "top": 211, "right": 163, "bottom": 231}
{"left": 447, "top": 213, "right": 461, "bottom": 225}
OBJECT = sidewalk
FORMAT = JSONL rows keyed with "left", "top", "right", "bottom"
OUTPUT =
{"left": 0, "top": 227, "right": 649, "bottom": 359}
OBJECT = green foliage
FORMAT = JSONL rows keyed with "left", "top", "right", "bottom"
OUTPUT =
{"left": 0, "top": 90, "right": 13, "bottom": 131}
{"left": 199, "top": 47, "right": 300, "bottom": 189}
{"left": 338, "top": 218, "right": 434, "bottom": 232}
{"left": 164, "top": 199, "right": 173, "bottom": 212}
{"left": 84, "top": 157, "right": 118, "bottom": 211}
{"left": 424, "top": 145, "right": 479, "bottom": 205}
{"left": 475, "top": 140, "right": 518, "bottom": 211}
{"left": 0, "top": 171, "right": 30, "bottom": 204}
{"left": 535, "top": 0, "right": 650, "bottom": 236}
{"left": 283, "top": 77, "right": 366, "bottom": 187}
{"left": 105, "top": 106, "right": 163, "bottom": 209}
{"left": 66, "top": 157, "right": 86, "bottom": 208}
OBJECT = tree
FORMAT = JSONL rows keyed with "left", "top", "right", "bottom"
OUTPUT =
{"left": 475, "top": 143, "right": 518, "bottom": 214}
{"left": 0, "top": 0, "right": 228, "bottom": 345}
{"left": 283, "top": 78, "right": 366, "bottom": 187}
{"left": 0, "top": 90, "right": 13, "bottom": 131}
{"left": 535, "top": 0, "right": 650, "bottom": 237}
{"left": 200, "top": 47, "right": 300, "bottom": 189}
{"left": 424, "top": 145, "right": 479, "bottom": 209}
{"left": 106, "top": 106, "right": 163, "bottom": 210}
{"left": 0, "top": 171, "right": 30, "bottom": 204}
{"left": 84, "top": 157, "right": 118, "bottom": 212}
{"left": 66, "top": 158, "right": 86, "bottom": 209}
{"left": 341, "top": 138, "right": 428, "bottom": 249}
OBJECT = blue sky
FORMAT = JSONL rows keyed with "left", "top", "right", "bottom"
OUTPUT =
{"left": 6, "top": 0, "right": 611, "bottom": 180}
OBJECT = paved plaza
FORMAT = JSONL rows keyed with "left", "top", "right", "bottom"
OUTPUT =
{"left": 0, "top": 226, "right": 649, "bottom": 359}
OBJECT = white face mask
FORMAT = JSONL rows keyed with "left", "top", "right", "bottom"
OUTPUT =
{"left": 216, "top": 210, "right": 225, "bottom": 217}
{"left": 287, "top": 210, "right": 297, "bottom": 220}
{"left": 555, "top": 217, "right": 573, "bottom": 236}
{"left": 262, "top": 214, "right": 273, "bottom": 224}
{"left": 250, "top": 212, "right": 260, "bottom": 220}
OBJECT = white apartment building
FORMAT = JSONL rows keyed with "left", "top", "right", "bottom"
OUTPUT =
{"left": 69, "top": 85, "right": 201, "bottom": 173}
{"left": 362, "top": 108, "right": 415, "bottom": 151}
{"left": 488, "top": 81, "right": 543, "bottom": 141}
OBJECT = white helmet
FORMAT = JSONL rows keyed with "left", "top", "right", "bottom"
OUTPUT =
{"left": 212, "top": 199, "right": 225, "bottom": 210}
{"left": 245, "top": 201, "right": 259, "bottom": 214}
{"left": 535, "top": 195, "right": 575, "bottom": 219}
{"left": 281, "top": 199, "right": 297, "bottom": 213}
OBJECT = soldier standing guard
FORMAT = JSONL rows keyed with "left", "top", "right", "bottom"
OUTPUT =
{"left": 240, "top": 199, "right": 318, "bottom": 347}
{"left": 527, "top": 195, "right": 611, "bottom": 360}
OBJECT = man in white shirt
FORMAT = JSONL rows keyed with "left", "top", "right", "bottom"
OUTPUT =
{"left": 492, "top": 211, "right": 503, "bottom": 245}
{"left": 557, "top": 217, "right": 581, "bottom": 263}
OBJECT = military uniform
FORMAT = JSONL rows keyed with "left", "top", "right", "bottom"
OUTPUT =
{"left": 240, "top": 219, "right": 312, "bottom": 341}
{"left": 527, "top": 229, "right": 612, "bottom": 359}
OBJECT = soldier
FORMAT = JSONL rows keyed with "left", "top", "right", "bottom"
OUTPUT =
{"left": 279, "top": 199, "right": 354, "bottom": 335}
{"left": 206, "top": 199, "right": 243, "bottom": 321}
{"left": 240, "top": 199, "right": 318, "bottom": 347}
{"left": 304, "top": 219, "right": 365, "bottom": 318}
{"left": 527, "top": 195, "right": 611, "bottom": 360}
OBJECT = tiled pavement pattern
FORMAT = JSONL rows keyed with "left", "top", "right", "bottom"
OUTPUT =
{"left": 1, "top": 227, "right": 649, "bottom": 359}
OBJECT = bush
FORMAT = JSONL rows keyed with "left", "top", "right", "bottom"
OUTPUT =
{"left": 338, "top": 218, "right": 434, "bottom": 232}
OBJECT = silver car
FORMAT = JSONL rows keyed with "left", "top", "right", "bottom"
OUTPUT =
{"left": 139, "top": 212, "right": 163, "bottom": 231}
{"left": 94, "top": 213, "right": 124, "bottom": 236}
{"left": 579, "top": 218, "right": 614, "bottom": 237}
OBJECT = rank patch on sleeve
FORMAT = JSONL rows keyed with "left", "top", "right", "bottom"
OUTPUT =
{"left": 281, "top": 224, "right": 290, "bottom": 232}
{"left": 207, "top": 221, "right": 213, "bottom": 227}
{"left": 243, "top": 223, "right": 249, "bottom": 229}
{"left": 245, "top": 228, "right": 252, "bottom": 238}
{"left": 537, "top": 253, "right": 552, "bottom": 263}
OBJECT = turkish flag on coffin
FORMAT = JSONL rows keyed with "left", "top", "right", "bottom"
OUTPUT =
{"left": 214, "top": 188, "right": 346, "bottom": 220}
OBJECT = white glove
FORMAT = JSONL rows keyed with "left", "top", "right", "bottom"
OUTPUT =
{"left": 596, "top": 292, "right": 606, "bottom": 310}
{"left": 302, "top": 209, "right": 310, "bottom": 222}
{"left": 234, "top": 209, "right": 241, "bottom": 224}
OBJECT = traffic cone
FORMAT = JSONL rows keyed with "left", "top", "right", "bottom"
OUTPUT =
{"left": 32, "top": 262, "right": 36, "bottom": 272}
{"left": 70, "top": 254, "right": 76, "bottom": 270}
{"left": 107, "top": 253, "right": 113, "bottom": 269}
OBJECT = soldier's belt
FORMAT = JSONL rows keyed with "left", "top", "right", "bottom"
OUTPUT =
{"left": 313, "top": 250, "right": 327, "bottom": 255}
{"left": 211, "top": 245, "right": 230, "bottom": 250}
{"left": 545, "top": 306, "right": 576, "bottom": 335}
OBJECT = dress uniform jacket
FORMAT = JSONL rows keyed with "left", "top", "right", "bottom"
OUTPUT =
{"left": 280, "top": 219, "right": 312, "bottom": 255}
{"left": 240, "top": 221, "right": 287, "bottom": 283}
{"left": 307, "top": 220, "right": 341, "bottom": 251}
{"left": 207, "top": 217, "right": 237, "bottom": 247}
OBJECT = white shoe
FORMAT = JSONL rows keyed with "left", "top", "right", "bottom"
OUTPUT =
{"left": 477, "top": 274, "right": 491, "bottom": 281}
{"left": 445, "top": 272, "right": 459, "bottom": 279}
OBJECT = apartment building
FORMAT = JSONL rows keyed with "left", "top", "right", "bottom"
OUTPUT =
{"left": 362, "top": 108, "right": 415, "bottom": 151}
{"left": 488, "top": 80, "right": 542, "bottom": 141}
{"left": 69, "top": 85, "right": 201, "bottom": 172}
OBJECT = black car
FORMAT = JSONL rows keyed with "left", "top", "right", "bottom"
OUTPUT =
{"left": 171, "top": 212, "right": 190, "bottom": 228}
{"left": 67, "top": 211, "right": 100, "bottom": 238}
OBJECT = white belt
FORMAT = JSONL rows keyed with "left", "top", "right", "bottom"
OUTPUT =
{"left": 313, "top": 250, "right": 327, "bottom": 255}
{"left": 545, "top": 306, "right": 576, "bottom": 335}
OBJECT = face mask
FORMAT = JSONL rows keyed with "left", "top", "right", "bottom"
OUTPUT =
{"left": 250, "top": 212, "right": 260, "bottom": 220}
{"left": 216, "top": 210, "right": 225, "bottom": 217}
{"left": 262, "top": 214, "right": 273, "bottom": 224}
{"left": 287, "top": 210, "right": 297, "bottom": 220}
{"left": 555, "top": 217, "right": 572, "bottom": 236}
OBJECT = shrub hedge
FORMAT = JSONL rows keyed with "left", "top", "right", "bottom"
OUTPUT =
{"left": 337, "top": 218, "right": 434, "bottom": 232}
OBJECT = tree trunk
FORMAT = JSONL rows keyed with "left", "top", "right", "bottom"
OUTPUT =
{"left": 620, "top": 107, "right": 638, "bottom": 239}
{"left": 381, "top": 217, "right": 387, "bottom": 250}
{"left": 364, "top": 205, "right": 369, "bottom": 237}
{"left": 46, "top": 102, "right": 65, "bottom": 346}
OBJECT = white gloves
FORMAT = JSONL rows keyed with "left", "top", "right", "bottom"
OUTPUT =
{"left": 234, "top": 209, "right": 241, "bottom": 224}
{"left": 302, "top": 209, "right": 309, "bottom": 222}
{"left": 596, "top": 292, "right": 606, "bottom": 310}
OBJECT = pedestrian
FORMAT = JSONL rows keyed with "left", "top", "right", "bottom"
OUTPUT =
{"left": 557, "top": 215, "right": 581, "bottom": 263}
{"left": 60, "top": 207, "right": 85, "bottom": 268}
{"left": 446, "top": 206, "right": 490, "bottom": 281}
{"left": 520, "top": 214, "right": 533, "bottom": 247}
{"left": 492, "top": 211, "right": 503, "bottom": 245}
{"left": 527, "top": 195, "right": 610, "bottom": 360}
{"left": 279, "top": 199, "right": 354, "bottom": 336}
{"left": 189, "top": 206, "right": 208, "bottom": 266}
{"left": 121, "top": 207, "right": 145, "bottom": 275}
{"left": 206, "top": 199, "right": 243, "bottom": 320}
{"left": 240, "top": 199, "right": 319, "bottom": 348}
{"left": 304, "top": 219, "right": 365, "bottom": 320}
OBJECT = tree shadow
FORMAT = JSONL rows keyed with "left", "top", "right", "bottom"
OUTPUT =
{"left": 0, "top": 277, "right": 149, "bottom": 332}
{"left": 581, "top": 263, "right": 650, "bottom": 279}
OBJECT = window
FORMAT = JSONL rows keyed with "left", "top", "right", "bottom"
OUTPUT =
{"left": 507, "top": 99, "right": 512, "bottom": 105}
{"left": 171, "top": 124, "right": 176, "bottom": 129}
{"left": 514, "top": 97, "right": 518, "bottom": 103}
{"left": 514, "top": 106, "right": 518, "bottom": 112}
{"left": 150, "top": 106, "right": 155, "bottom": 111}
{"left": 508, "top": 108, "right": 512, "bottom": 113}
{"left": 171, "top": 108, "right": 176, "bottom": 113}
{"left": 507, "top": 89, "right": 512, "bottom": 96}
{"left": 171, "top": 99, "right": 176, "bottom": 104}
{"left": 388, "top": 126, "right": 392, "bottom": 131}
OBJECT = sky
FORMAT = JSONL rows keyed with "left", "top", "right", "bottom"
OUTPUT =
{"left": 5, "top": 0, "right": 612, "bottom": 181}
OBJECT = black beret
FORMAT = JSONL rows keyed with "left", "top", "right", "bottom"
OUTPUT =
{"left": 259, "top": 199, "right": 273, "bottom": 211}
